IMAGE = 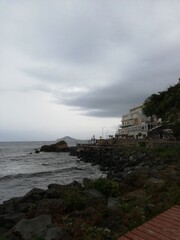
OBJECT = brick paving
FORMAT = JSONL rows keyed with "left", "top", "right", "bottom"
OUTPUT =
{"left": 118, "top": 205, "right": 180, "bottom": 240}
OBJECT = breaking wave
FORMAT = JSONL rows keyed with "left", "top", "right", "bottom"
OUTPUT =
{"left": 0, "top": 166, "right": 81, "bottom": 182}
{"left": 0, "top": 141, "right": 106, "bottom": 203}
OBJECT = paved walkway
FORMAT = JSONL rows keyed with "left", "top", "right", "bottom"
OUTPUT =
{"left": 118, "top": 205, "right": 180, "bottom": 240}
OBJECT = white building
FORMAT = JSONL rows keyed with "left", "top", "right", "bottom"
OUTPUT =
{"left": 117, "top": 104, "right": 159, "bottom": 139}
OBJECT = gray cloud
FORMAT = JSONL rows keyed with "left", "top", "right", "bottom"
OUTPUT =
{"left": 1, "top": 0, "right": 180, "bottom": 119}
{"left": 60, "top": 82, "right": 152, "bottom": 117}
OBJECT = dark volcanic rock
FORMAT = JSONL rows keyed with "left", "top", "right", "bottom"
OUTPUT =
{"left": 84, "top": 189, "right": 106, "bottom": 199}
{"left": 36, "top": 199, "right": 64, "bottom": 215}
{"left": 21, "top": 188, "right": 46, "bottom": 202}
{"left": 2, "top": 197, "right": 22, "bottom": 214}
{"left": 1, "top": 212, "right": 26, "bottom": 229}
{"left": 75, "top": 146, "right": 169, "bottom": 183}
{"left": 6, "top": 214, "right": 52, "bottom": 240}
{"left": 1, "top": 144, "right": 179, "bottom": 239}
{"left": 40, "top": 141, "right": 68, "bottom": 152}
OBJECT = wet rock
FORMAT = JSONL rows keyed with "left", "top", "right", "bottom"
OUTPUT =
{"left": 35, "top": 149, "right": 40, "bottom": 153}
{"left": 100, "top": 215, "right": 123, "bottom": 232}
{"left": 45, "top": 188, "right": 62, "bottom": 199}
{"left": 40, "top": 141, "right": 68, "bottom": 152}
{"left": 21, "top": 188, "right": 46, "bottom": 202}
{"left": 43, "top": 227, "right": 69, "bottom": 240}
{"left": 48, "top": 183, "right": 64, "bottom": 189}
{"left": 83, "top": 178, "right": 92, "bottom": 186}
{"left": 1, "top": 212, "right": 26, "bottom": 229}
{"left": 45, "top": 184, "right": 69, "bottom": 199}
{"left": 107, "top": 197, "right": 119, "bottom": 209}
{"left": 17, "top": 202, "right": 34, "bottom": 213}
{"left": 6, "top": 214, "right": 51, "bottom": 240}
{"left": 67, "top": 180, "right": 82, "bottom": 188}
{"left": 107, "top": 171, "right": 126, "bottom": 181}
{"left": 36, "top": 199, "right": 64, "bottom": 215}
{"left": 0, "top": 227, "right": 7, "bottom": 236}
{"left": 84, "top": 189, "right": 106, "bottom": 199}
{"left": 2, "top": 197, "right": 22, "bottom": 214}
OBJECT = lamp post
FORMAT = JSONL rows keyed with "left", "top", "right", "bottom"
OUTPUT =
{"left": 102, "top": 127, "right": 106, "bottom": 139}
{"left": 106, "top": 129, "right": 109, "bottom": 139}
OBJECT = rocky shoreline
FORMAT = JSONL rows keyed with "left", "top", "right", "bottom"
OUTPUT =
{"left": 0, "top": 145, "right": 179, "bottom": 240}
{"left": 72, "top": 146, "right": 175, "bottom": 182}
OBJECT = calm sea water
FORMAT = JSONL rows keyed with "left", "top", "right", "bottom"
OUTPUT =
{"left": 0, "top": 141, "right": 105, "bottom": 203}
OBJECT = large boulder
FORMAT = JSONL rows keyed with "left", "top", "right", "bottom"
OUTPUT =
{"left": 0, "top": 212, "right": 26, "bottom": 229}
{"left": 40, "top": 141, "right": 68, "bottom": 152}
{"left": 5, "top": 214, "right": 69, "bottom": 240}
{"left": 6, "top": 214, "right": 51, "bottom": 240}
{"left": 20, "top": 188, "right": 46, "bottom": 203}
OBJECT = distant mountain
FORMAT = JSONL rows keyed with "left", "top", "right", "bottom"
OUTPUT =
{"left": 56, "top": 136, "right": 89, "bottom": 147}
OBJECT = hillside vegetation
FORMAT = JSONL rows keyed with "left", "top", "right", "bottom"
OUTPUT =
{"left": 143, "top": 80, "right": 180, "bottom": 139}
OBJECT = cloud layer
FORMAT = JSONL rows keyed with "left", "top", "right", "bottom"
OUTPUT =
{"left": 0, "top": 0, "right": 180, "bottom": 140}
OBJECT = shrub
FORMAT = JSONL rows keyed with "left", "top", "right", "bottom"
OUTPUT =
{"left": 81, "top": 225, "right": 112, "bottom": 240}
{"left": 154, "top": 146, "right": 180, "bottom": 159}
{"left": 84, "top": 178, "right": 119, "bottom": 197}
{"left": 64, "top": 190, "right": 87, "bottom": 212}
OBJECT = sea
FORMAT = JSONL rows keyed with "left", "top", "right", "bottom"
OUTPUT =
{"left": 0, "top": 141, "right": 105, "bottom": 203}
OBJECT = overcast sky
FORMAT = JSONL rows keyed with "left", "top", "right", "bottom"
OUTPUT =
{"left": 0, "top": 0, "right": 180, "bottom": 141}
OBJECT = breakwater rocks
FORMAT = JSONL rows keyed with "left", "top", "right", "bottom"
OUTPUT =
{"left": 0, "top": 180, "right": 125, "bottom": 240}
{"left": 0, "top": 146, "right": 179, "bottom": 240}
{"left": 74, "top": 146, "right": 170, "bottom": 181}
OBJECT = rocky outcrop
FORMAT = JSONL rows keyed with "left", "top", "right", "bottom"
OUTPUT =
{"left": 7, "top": 215, "right": 52, "bottom": 240}
{"left": 4, "top": 214, "right": 69, "bottom": 240}
{"left": 40, "top": 141, "right": 68, "bottom": 152}
{"left": 0, "top": 181, "right": 114, "bottom": 239}
{"left": 75, "top": 147, "right": 175, "bottom": 182}
{"left": 0, "top": 146, "right": 179, "bottom": 239}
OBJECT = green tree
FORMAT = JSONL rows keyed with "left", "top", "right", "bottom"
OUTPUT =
{"left": 143, "top": 81, "right": 180, "bottom": 122}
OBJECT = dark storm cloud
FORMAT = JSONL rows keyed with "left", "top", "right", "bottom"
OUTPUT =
{"left": 58, "top": 43, "right": 180, "bottom": 118}
{"left": 1, "top": 0, "right": 180, "bottom": 119}
{"left": 61, "top": 81, "right": 153, "bottom": 117}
